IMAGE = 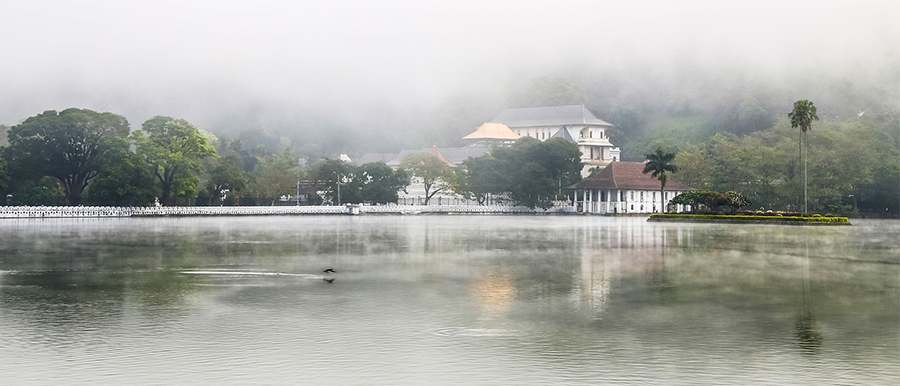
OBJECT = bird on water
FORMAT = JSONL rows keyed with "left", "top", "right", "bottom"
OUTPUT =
{"left": 323, "top": 268, "right": 336, "bottom": 274}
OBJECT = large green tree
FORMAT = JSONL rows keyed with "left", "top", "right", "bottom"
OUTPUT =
{"left": 462, "top": 138, "right": 582, "bottom": 208}
{"left": 5, "top": 108, "right": 130, "bottom": 205}
{"left": 86, "top": 137, "right": 156, "bottom": 206}
{"left": 250, "top": 148, "right": 301, "bottom": 205}
{"left": 399, "top": 153, "right": 457, "bottom": 205}
{"left": 307, "top": 158, "right": 355, "bottom": 205}
{"left": 788, "top": 100, "right": 818, "bottom": 214}
{"left": 642, "top": 146, "right": 679, "bottom": 213}
{"left": 132, "top": 116, "right": 216, "bottom": 206}
{"left": 204, "top": 154, "right": 247, "bottom": 205}
{"left": 356, "top": 162, "right": 409, "bottom": 204}
{"left": 460, "top": 154, "right": 506, "bottom": 205}
{"left": 497, "top": 138, "right": 583, "bottom": 208}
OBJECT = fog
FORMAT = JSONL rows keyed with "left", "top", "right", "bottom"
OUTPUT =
{"left": 1, "top": 0, "right": 897, "bottom": 153}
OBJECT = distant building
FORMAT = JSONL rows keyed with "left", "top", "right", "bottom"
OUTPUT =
{"left": 461, "top": 122, "right": 520, "bottom": 147}
{"left": 357, "top": 145, "right": 491, "bottom": 205}
{"left": 568, "top": 162, "right": 693, "bottom": 214}
{"left": 491, "top": 105, "right": 620, "bottom": 176}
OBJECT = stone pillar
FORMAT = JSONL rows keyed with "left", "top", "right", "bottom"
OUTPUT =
{"left": 588, "top": 189, "right": 593, "bottom": 213}
{"left": 583, "top": 189, "right": 588, "bottom": 213}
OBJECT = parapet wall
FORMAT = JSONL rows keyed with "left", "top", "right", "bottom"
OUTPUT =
{"left": 0, "top": 205, "right": 576, "bottom": 218}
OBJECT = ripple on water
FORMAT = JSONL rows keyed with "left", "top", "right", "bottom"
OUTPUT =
{"left": 435, "top": 327, "right": 514, "bottom": 337}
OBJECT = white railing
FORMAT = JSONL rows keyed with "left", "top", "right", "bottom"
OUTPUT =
{"left": 0, "top": 205, "right": 577, "bottom": 218}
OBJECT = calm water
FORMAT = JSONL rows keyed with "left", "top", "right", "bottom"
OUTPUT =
{"left": 0, "top": 216, "right": 897, "bottom": 385}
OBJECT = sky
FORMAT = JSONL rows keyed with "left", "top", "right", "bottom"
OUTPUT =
{"left": 1, "top": 0, "right": 897, "bottom": 144}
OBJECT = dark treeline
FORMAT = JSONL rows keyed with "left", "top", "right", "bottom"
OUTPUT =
{"left": 673, "top": 115, "right": 899, "bottom": 216}
{"left": 0, "top": 110, "right": 583, "bottom": 208}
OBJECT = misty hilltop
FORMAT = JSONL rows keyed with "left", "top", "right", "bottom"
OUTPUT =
{"left": 1, "top": 0, "right": 897, "bottom": 157}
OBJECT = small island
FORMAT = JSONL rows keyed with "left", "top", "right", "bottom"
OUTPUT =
{"left": 648, "top": 190, "right": 850, "bottom": 225}
{"left": 649, "top": 212, "right": 850, "bottom": 225}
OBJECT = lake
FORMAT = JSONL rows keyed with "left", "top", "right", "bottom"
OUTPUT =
{"left": 0, "top": 216, "right": 897, "bottom": 385}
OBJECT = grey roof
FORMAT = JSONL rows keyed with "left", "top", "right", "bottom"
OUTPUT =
{"left": 385, "top": 149, "right": 427, "bottom": 167}
{"left": 492, "top": 105, "right": 613, "bottom": 128}
{"left": 355, "top": 153, "right": 396, "bottom": 166}
{"left": 550, "top": 126, "right": 577, "bottom": 143}
{"left": 438, "top": 146, "right": 491, "bottom": 164}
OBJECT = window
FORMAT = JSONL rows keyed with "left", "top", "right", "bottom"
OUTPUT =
{"left": 640, "top": 191, "right": 644, "bottom": 200}
{"left": 630, "top": 192, "right": 634, "bottom": 201}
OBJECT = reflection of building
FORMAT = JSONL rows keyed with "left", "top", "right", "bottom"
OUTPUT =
{"left": 491, "top": 105, "right": 620, "bottom": 176}
{"left": 472, "top": 271, "right": 516, "bottom": 317}
{"left": 569, "top": 162, "right": 693, "bottom": 214}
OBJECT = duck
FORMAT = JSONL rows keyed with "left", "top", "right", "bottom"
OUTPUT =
{"left": 323, "top": 268, "right": 336, "bottom": 274}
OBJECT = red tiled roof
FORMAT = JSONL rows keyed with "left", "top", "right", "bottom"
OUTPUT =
{"left": 429, "top": 145, "right": 457, "bottom": 168}
{"left": 569, "top": 162, "right": 693, "bottom": 191}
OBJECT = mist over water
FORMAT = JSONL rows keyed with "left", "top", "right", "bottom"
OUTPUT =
{"left": 0, "top": 216, "right": 897, "bottom": 385}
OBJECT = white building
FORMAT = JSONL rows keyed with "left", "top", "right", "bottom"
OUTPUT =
{"left": 491, "top": 105, "right": 621, "bottom": 177}
{"left": 358, "top": 145, "right": 491, "bottom": 205}
{"left": 569, "top": 162, "right": 693, "bottom": 214}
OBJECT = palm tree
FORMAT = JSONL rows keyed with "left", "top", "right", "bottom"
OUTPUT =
{"left": 643, "top": 146, "right": 679, "bottom": 213}
{"left": 789, "top": 100, "right": 818, "bottom": 214}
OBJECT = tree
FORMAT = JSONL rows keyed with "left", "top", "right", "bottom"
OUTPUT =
{"left": 307, "top": 158, "right": 356, "bottom": 205}
{"left": 7, "top": 177, "right": 65, "bottom": 206}
{"left": 132, "top": 116, "right": 216, "bottom": 206}
{"left": 461, "top": 138, "right": 582, "bottom": 208}
{"left": 509, "top": 77, "right": 588, "bottom": 108}
{"left": 251, "top": 148, "right": 302, "bottom": 205}
{"left": 85, "top": 137, "right": 156, "bottom": 206}
{"left": 357, "top": 162, "right": 409, "bottom": 204}
{"left": 0, "top": 155, "right": 8, "bottom": 200}
{"left": 204, "top": 154, "right": 247, "bottom": 205}
{"left": 789, "top": 100, "right": 818, "bottom": 214}
{"left": 5, "top": 108, "right": 130, "bottom": 205}
{"left": 643, "top": 146, "right": 679, "bottom": 213}
{"left": 399, "top": 153, "right": 456, "bottom": 205}
{"left": 725, "top": 191, "right": 751, "bottom": 213}
{"left": 697, "top": 190, "right": 729, "bottom": 212}
{"left": 461, "top": 155, "right": 506, "bottom": 205}
{"left": 500, "top": 138, "right": 583, "bottom": 208}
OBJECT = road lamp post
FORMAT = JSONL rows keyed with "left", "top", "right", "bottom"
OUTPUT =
{"left": 335, "top": 171, "right": 341, "bottom": 206}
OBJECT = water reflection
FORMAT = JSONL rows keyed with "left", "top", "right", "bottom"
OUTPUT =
{"left": 0, "top": 217, "right": 897, "bottom": 385}
{"left": 795, "top": 232, "right": 823, "bottom": 354}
